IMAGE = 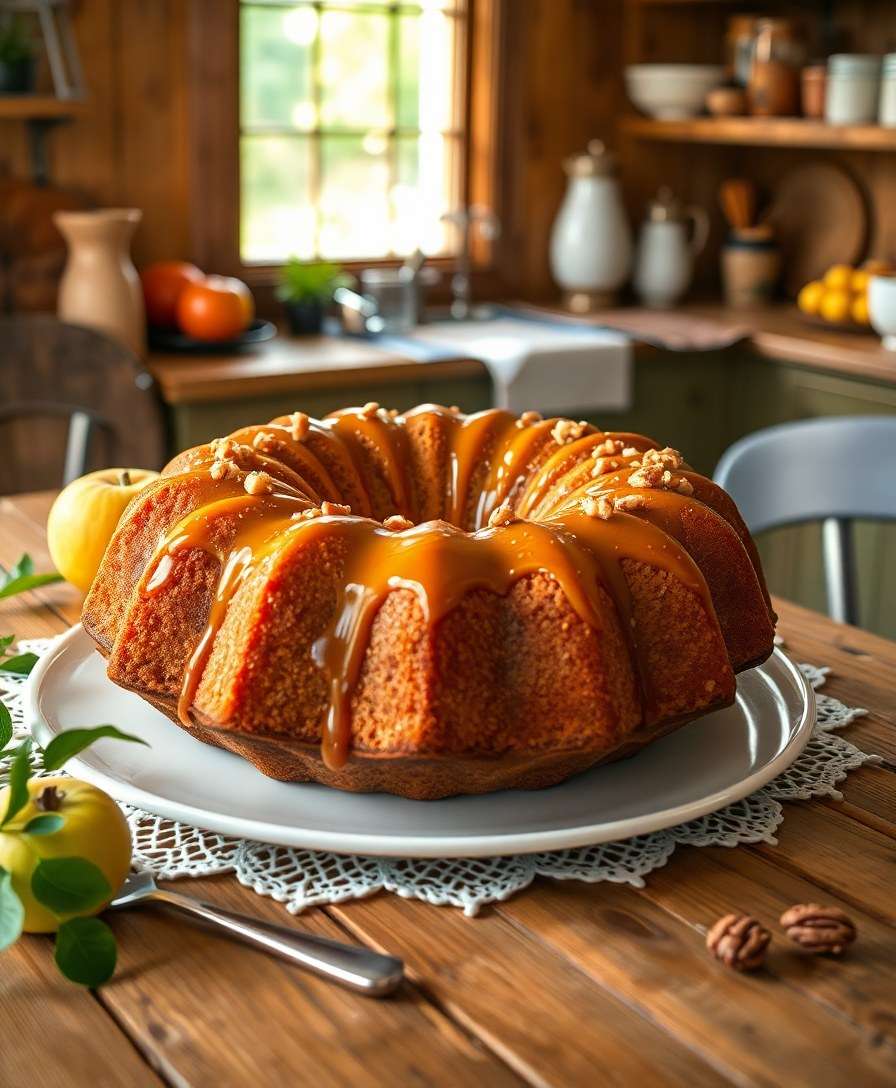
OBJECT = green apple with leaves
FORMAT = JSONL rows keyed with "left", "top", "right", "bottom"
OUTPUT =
{"left": 0, "top": 776, "right": 132, "bottom": 933}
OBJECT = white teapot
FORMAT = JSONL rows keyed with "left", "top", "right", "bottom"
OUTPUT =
{"left": 549, "top": 140, "right": 632, "bottom": 312}
{"left": 633, "top": 188, "right": 709, "bottom": 309}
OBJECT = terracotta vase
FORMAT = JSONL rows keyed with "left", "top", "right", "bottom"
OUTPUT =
{"left": 54, "top": 208, "right": 145, "bottom": 358}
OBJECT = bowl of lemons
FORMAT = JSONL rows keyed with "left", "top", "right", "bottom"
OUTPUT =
{"left": 797, "top": 260, "right": 893, "bottom": 332}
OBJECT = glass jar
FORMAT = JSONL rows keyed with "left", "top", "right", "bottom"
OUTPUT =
{"left": 748, "top": 18, "right": 802, "bottom": 117}
{"left": 878, "top": 54, "right": 896, "bottom": 127}
{"left": 825, "top": 54, "right": 881, "bottom": 125}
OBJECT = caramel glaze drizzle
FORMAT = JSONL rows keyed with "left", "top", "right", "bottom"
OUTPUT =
{"left": 140, "top": 407, "right": 721, "bottom": 771}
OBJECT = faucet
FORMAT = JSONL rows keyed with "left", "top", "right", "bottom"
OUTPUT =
{"left": 440, "top": 205, "right": 500, "bottom": 319}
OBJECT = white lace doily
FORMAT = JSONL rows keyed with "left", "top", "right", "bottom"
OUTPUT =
{"left": 1, "top": 638, "right": 879, "bottom": 916}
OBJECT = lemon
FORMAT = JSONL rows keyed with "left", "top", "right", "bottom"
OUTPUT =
{"left": 850, "top": 269, "right": 871, "bottom": 294}
{"left": 823, "top": 265, "right": 854, "bottom": 291}
{"left": 819, "top": 289, "right": 852, "bottom": 324}
{"left": 851, "top": 295, "right": 870, "bottom": 326}
{"left": 0, "top": 778, "right": 132, "bottom": 933}
{"left": 797, "top": 281, "right": 826, "bottom": 315}
{"left": 47, "top": 468, "right": 159, "bottom": 593}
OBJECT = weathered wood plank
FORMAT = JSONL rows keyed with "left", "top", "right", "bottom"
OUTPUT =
{"left": 331, "top": 893, "right": 729, "bottom": 1088}
{"left": 495, "top": 882, "right": 896, "bottom": 1088}
{"left": 102, "top": 877, "right": 522, "bottom": 1088}
{"left": 3, "top": 936, "right": 165, "bottom": 1088}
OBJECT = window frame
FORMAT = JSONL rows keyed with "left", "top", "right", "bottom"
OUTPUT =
{"left": 187, "top": 0, "right": 506, "bottom": 297}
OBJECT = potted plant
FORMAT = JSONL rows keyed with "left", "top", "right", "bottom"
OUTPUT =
{"left": 276, "top": 258, "right": 350, "bottom": 336}
{"left": 0, "top": 16, "right": 35, "bottom": 95}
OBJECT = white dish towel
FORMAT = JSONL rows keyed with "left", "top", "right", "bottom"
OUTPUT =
{"left": 380, "top": 316, "right": 632, "bottom": 416}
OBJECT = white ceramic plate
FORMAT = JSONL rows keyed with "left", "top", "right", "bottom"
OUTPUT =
{"left": 28, "top": 625, "right": 814, "bottom": 858}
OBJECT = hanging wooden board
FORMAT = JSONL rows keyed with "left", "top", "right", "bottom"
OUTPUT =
{"left": 766, "top": 163, "right": 868, "bottom": 298}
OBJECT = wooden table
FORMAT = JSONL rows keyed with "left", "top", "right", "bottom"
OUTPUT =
{"left": 2, "top": 491, "right": 895, "bottom": 1088}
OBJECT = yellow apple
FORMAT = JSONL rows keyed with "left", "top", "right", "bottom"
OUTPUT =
{"left": 47, "top": 468, "right": 159, "bottom": 593}
{"left": 0, "top": 778, "right": 132, "bottom": 933}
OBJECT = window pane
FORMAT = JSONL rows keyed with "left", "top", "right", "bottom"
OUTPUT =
{"left": 320, "top": 135, "right": 391, "bottom": 258}
{"left": 241, "top": 135, "right": 315, "bottom": 262}
{"left": 397, "top": 15, "right": 420, "bottom": 129}
{"left": 396, "top": 133, "right": 461, "bottom": 255}
{"left": 319, "top": 10, "right": 392, "bottom": 130}
{"left": 241, "top": 5, "right": 315, "bottom": 129}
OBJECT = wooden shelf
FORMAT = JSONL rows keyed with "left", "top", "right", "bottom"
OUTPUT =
{"left": 621, "top": 116, "right": 896, "bottom": 151}
{"left": 0, "top": 95, "right": 86, "bottom": 122}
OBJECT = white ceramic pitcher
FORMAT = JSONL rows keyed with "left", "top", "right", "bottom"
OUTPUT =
{"left": 633, "top": 188, "right": 709, "bottom": 309}
{"left": 549, "top": 140, "right": 632, "bottom": 312}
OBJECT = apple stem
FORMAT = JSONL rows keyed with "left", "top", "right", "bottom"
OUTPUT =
{"left": 118, "top": 470, "right": 132, "bottom": 487}
{"left": 36, "top": 785, "right": 64, "bottom": 811}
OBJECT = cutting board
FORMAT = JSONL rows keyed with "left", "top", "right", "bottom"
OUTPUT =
{"left": 766, "top": 163, "right": 868, "bottom": 298}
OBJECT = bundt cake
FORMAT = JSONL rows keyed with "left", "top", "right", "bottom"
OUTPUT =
{"left": 82, "top": 403, "right": 776, "bottom": 800}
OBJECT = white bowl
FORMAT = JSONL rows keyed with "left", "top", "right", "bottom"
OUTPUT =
{"left": 868, "top": 275, "right": 896, "bottom": 351}
{"left": 625, "top": 64, "right": 725, "bottom": 121}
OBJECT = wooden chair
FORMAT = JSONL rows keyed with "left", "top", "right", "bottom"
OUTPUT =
{"left": 0, "top": 315, "right": 166, "bottom": 495}
{"left": 714, "top": 416, "right": 896, "bottom": 626}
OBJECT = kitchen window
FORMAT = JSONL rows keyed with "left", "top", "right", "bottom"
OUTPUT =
{"left": 239, "top": 0, "right": 470, "bottom": 264}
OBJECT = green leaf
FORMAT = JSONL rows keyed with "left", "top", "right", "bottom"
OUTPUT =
{"left": 0, "top": 652, "right": 38, "bottom": 676}
{"left": 0, "top": 634, "right": 15, "bottom": 654}
{"left": 0, "top": 573, "right": 63, "bottom": 601}
{"left": 0, "top": 700, "right": 11, "bottom": 750}
{"left": 22, "top": 813, "right": 65, "bottom": 836}
{"left": 1, "top": 739, "right": 32, "bottom": 828}
{"left": 7, "top": 554, "right": 34, "bottom": 582}
{"left": 42, "top": 725, "right": 149, "bottom": 772}
{"left": 0, "top": 867, "right": 24, "bottom": 952}
{"left": 54, "top": 917, "right": 117, "bottom": 987}
{"left": 31, "top": 857, "right": 111, "bottom": 916}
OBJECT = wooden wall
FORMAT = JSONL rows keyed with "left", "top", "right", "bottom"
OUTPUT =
{"left": 0, "top": 0, "right": 191, "bottom": 267}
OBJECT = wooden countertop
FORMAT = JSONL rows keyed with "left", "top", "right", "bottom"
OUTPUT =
{"left": 3, "top": 490, "right": 896, "bottom": 1087}
{"left": 148, "top": 333, "right": 486, "bottom": 405}
{"left": 146, "top": 305, "right": 896, "bottom": 407}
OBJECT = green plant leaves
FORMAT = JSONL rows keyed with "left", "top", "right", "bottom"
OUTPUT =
{"left": 22, "top": 813, "right": 65, "bottom": 836}
{"left": 54, "top": 917, "right": 117, "bottom": 987}
{"left": 0, "top": 868, "right": 24, "bottom": 952}
{"left": 42, "top": 725, "right": 148, "bottom": 772}
{"left": 0, "top": 652, "right": 38, "bottom": 676}
{"left": 0, "top": 700, "right": 11, "bottom": 751}
{"left": 0, "top": 554, "right": 63, "bottom": 601}
{"left": 31, "top": 857, "right": 111, "bottom": 916}
{"left": 1, "top": 739, "right": 32, "bottom": 828}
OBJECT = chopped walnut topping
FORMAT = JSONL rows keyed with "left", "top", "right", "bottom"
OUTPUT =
{"left": 321, "top": 501, "right": 351, "bottom": 516}
{"left": 621, "top": 446, "right": 638, "bottom": 457}
{"left": 210, "top": 437, "right": 237, "bottom": 460}
{"left": 581, "top": 495, "right": 614, "bottom": 520}
{"left": 591, "top": 457, "right": 621, "bottom": 478}
{"left": 387, "top": 408, "right": 400, "bottom": 419}
{"left": 519, "top": 410, "right": 543, "bottom": 426}
{"left": 209, "top": 458, "right": 240, "bottom": 482}
{"left": 551, "top": 419, "right": 589, "bottom": 445}
{"left": 252, "top": 431, "right": 277, "bottom": 452}
{"left": 287, "top": 411, "right": 310, "bottom": 442}
{"left": 614, "top": 494, "right": 647, "bottom": 513}
{"left": 359, "top": 401, "right": 380, "bottom": 420}
{"left": 383, "top": 514, "right": 414, "bottom": 531}
{"left": 594, "top": 437, "right": 623, "bottom": 457}
{"left": 627, "top": 464, "right": 665, "bottom": 489}
{"left": 705, "top": 679, "right": 716, "bottom": 693}
{"left": 487, "top": 503, "right": 516, "bottom": 528}
{"left": 448, "top": 405, "right": 460, "bottom": 414}
{"left": 292, "top": 505, "right": 322, "bottom": 521}
{"left": 677, "top": 477, "right": 694, "bottom": 496}
{"left": 244, "top": 471, "right": 274, "bottom": 496}
{"left": 641, "top": 446, "right": 684, "bottom": 472}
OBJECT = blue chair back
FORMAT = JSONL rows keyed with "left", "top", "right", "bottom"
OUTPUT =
{"left": 714, "top": 416, "right": 896, "bottom": 626}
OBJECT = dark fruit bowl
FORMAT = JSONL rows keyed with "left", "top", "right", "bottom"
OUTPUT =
{"left": 148, "top": 318, "right": 277, "bottom": 354}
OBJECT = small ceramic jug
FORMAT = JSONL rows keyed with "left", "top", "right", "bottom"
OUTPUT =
{"left": 55, "top": 208, "right": 145, "bottom": 358}
{"left": 549, "top": 140, "right": 632, "bottom": 312}
{"left": 633, "top": 188, "right": 709, "bottom": 309}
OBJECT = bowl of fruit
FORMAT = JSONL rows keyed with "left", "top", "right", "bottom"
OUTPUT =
{"left": 140, "top": 261, "right": 276, "bottom": 352}
{"left": 796, "top": 260, "right": 893, "bottom": 333}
